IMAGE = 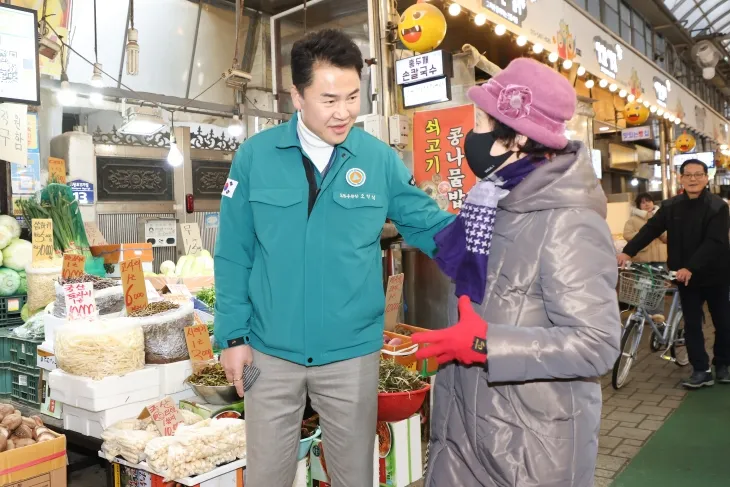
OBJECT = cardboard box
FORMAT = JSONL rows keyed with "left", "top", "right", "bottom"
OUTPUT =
{"left": 377, "top": 416, "right": 422, "bottom": 487}
{"left": 178, "top": 397, "right": 244, "bottom": 420}
{"left": 7, "top": 466, "right": 66, "bottom": 487}
{"left": 40, "top": 368, "right": 62, "bottom": 420}
{"left": 0, "top": 435, "right": 66, "bottom": 485}
{"left": 293, "top": 457, "right": 312, "bottom": 487}
{"left": 381, "top": 331, "right": 417, "bottom": 370}
{"left": 111, "top": 462, "right": 244, "bottom": 487}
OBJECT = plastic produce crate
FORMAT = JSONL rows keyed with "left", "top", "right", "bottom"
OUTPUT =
{"left": 10, "top": 365, "right": 40, "bottom": 406}
{"left": 0, "top": 295, "right": 26, "bottom": 328}
{"left": 0, "top": 328, "right": 11, "bottom": 364}
{"left": 0, "top": 367, "right": 10, "bottom": 400}
{"left": 8, "top": 335, "right": 42, "bottom": 370}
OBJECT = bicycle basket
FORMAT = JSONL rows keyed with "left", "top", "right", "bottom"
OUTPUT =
{"left": 618, "top": 271, "right": 668, "bottom": 309}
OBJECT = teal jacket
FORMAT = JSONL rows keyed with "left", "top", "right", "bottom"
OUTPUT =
{"left": 214, "top": 113, "right": 455, "bottom": 366}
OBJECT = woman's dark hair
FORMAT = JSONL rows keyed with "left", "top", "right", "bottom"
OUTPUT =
{"left": 291, "top": 29, "right": 364, "bottom": 94}
{"left": 635, "top": 192, "right": 653, "bottom": 208}
{"left": 485, "top": 113, "right": 555, "bottom": 158}
{"left": 679, "top": 158, "right": 708, "bottom": 175}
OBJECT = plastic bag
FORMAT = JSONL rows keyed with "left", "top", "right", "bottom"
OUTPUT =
{"left": 26, "top": 265, "right": 61, "bottom": 312}
{"left": 11, "top": 312, "right": 45, "bottom": 340}
{"left": 52, "top": 282, "right": 124, "bottom": 318}
{"left": 55, "top": 318, "right": 145, "bottom": 379}
{"left": 126, "top": 301, "right": 195, "bottom": 364}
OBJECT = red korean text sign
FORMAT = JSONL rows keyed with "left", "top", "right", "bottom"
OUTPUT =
{"left": 62, "top": 253, "right": 86, "bottom": 279}
{"left": 139, "top": 396, "right": 184, "bottom": 436}
{"left": 121, "top": 258, "right": 148, "bottom": 313}
{"left": 63, "top": 282, "right": 97, "bottom": 321}
{"left": 413, "top": 105, "right": 477, "bottom": 213}
{"left": 184, "top": 323, "right": 215, "bottom": 363}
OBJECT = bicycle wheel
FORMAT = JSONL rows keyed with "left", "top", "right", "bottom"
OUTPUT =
{"left": 670, "top": 320, "right": 690, "bottom": 367}
{"left": 612, "top": 318, "right": 644, "bottom": 389}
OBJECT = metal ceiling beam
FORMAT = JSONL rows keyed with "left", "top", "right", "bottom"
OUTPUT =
{"left": 687, "top": 1, "right": 730, "bottom": 31}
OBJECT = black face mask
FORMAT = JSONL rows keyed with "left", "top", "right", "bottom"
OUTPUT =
{"left": 464, "top": 130, "right": 514, "bottom": 179}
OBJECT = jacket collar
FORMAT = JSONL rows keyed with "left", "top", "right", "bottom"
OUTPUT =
{"left": 679, "top": 188, "right": 708, "bottom": 202}
{"left": 276, "top": 112, "right": 359, "bottom": 156}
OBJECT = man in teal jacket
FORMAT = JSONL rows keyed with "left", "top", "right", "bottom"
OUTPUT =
{"left": 215, "top": 29, "right": 454, "bottom": 487}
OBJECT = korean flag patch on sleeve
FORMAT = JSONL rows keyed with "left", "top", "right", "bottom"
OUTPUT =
{"left": 222, "top": 178, "right": 239, "bottom": 198}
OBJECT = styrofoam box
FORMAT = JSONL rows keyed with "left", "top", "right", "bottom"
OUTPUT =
{"left": 43, "top": 309, "right": 65, "bottom": 352}
{"left": 63, "top": 389, "right": 192, "bottom": 439}
{"left": 37, "top": 345, "right": 57, "bottom": 371}
{"left": 50, "top": 367, "right": 160, "bottom": 412}
{"left": 155, "top": 360, "right": 193, "bottom": 395}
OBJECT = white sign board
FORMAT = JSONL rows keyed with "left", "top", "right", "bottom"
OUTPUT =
{"left": 673, "top": 151, "right": 715, "bottom": 168}
{"left": 145, "top": 219, "right": 177, "bottom": 247}
{"left": 0, "top": 102, "right": 27, "bottom": 165}
{"left": 396, "top": 51, "right": 446, "bottom": 86}
{"left": 63, "top": 282, "right": 98, "bottom": 321}
{"left": 0, "top": 5, "right": 40, "bottom": 105}
{"left": 403, "top": 78, "right": 451, "bottom": 108}
{"left": 621, "top": 126, "right": 652, "bottom": 142}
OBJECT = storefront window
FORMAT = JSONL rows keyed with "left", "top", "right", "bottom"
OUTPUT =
{"left": 587, "top": 0, "right": 601, "bottom": 20}
{"left": 604, "top": 3, "right": 620, "bottom": 35}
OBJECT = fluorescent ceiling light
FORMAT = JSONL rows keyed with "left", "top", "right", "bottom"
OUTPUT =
{"left": 119, "top": 108, "right": 166, "bottom": 135}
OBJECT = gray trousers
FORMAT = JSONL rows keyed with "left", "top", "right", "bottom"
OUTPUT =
{"left": 244, "top": 349, "right": 379, "bottom": 487}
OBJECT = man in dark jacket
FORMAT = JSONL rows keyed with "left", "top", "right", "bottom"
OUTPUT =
{"left": 618, "top": 159, "right": 730, "bottom": 388}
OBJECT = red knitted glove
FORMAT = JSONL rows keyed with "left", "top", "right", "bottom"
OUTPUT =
{"left": 411, "top": 296, "right": 488, "bottom": 365}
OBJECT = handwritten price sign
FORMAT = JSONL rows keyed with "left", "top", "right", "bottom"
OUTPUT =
{"left": 63, "top": 282, "right": 97, "bottom": 321}
{"left": 139, "top": 396, "right": 183, "bottom": 436}
{"left": 180, "top": 223, "right": 203, "bottom": 255}
{"left": 384, "top": 273, "right": 404, "bottom": 332}
{"left": 31, "top": 219, "right": 54, "bottom": 263}
{"left": 185, "top": 323, "right": 215, "bottom": 364}
{"left": 121, "top": 258, "right": 148, "bottom": 313}
{"left": 62, "top": 253, "right": 86, "bottom": 279}
{"left": 48, "top": 157, "right": 66, "bottom": 184}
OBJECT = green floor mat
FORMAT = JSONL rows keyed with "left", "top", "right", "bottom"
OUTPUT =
{"left": 612, "top": 385, "right": 730, "bottom": 487}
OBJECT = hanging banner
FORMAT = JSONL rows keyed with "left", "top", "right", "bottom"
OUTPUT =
{"left": 413, "top": 105, "right": 476, "bottom": 214}
{"left": 0, "top": 103, "right": 27, "bottom": 166}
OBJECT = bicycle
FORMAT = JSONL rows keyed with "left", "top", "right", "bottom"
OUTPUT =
{"left": 612, "top": 263, "right": 689, "bottom": 389}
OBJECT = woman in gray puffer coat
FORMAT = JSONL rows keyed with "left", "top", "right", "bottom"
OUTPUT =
{"left": 411, "top": 58, "right": 621, "bottom": 486}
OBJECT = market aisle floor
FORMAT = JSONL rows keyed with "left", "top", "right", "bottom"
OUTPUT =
{"left": 68, "top": 314, "right": 715, "bottom": 487}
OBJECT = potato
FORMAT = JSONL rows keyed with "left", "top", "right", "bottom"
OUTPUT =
{"left": 31, "top": 416, "right": 44, "bottom": 428}
{"left": 13, "top": 410, "right": 20, "bottom": 417}
{"left": 0, "top": 404, "right": 14, "bottom": 417}
{"left": 1, "top": 414, "right": 21, "bottom": 431}
{"left": 12, "top": 438, "right": 36, "bottom": 449}
{"left": 33, "top": 427, "right": 50, "bottom": 440}
{"left": 11, "top": 425, "right": 32, "bottom": 439}
{"left": 21, "top": 417, "right": 36, "bottom": 430}
{"left": 0, "top": 426, "right": 9, "bottom": 439}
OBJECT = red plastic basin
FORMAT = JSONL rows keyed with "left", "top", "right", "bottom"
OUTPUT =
{"left": 377, "top": 383, "right": 431, "bottom": 423}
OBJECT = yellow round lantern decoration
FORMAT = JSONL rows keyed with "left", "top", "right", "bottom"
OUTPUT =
{"left": 398, "top": 0, "right": 447, "bottom": 53}
{"left": 624, "top": 101, "right": 650, "bottom": 126}
{"left": 675, "top": 132, "right": 696, "bottom": 153}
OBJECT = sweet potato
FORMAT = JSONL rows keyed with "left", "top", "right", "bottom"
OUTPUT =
{"left": 1, "top": 414, "right": 21, "bottom": 431}
{"left": 0, "top": 426, "right": 9, "bottom": 439}
{"left": 36, "top": 432, "right": 55, "bottom": 443}
{"left": 12, "top": 438, "right": 35, "bottom": 449}
{"left": 33, "top": 427, "right": 50, "bottom": 440}
{"left": 12, "top": 424, "right": 32, "bottom": 439}
{"left": 13, "top": 410, "right": 20, "bottom": 417}
{"left": 21, "top": 417, "right": 37, "bottom": 430}
{"left": 31, "top": 416, "right": 44, "bottom": 428}
{"left": 0, "top": 404, "right": 14, "bottom": 417}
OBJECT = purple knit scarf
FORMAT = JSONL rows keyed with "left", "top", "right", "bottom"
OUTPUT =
{"left": 434, "top": 157, "right": 543, "bottom": 304}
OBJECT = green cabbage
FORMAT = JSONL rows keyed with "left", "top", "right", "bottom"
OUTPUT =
{"left": 0, "top": 226, "right": 12, "bottom": 250}
{"left": 16, "top": 270, "right": 26, "bottom": 294}
{"left": 2, "top": 239, "right": 32, "bottom": 271}
{"left": 0, "top": 215, "right": 21, "bottom": 240}
{"left": 0, "top": 268, "right": 20, "bottom": 296}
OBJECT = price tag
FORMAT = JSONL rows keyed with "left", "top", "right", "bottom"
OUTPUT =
{"left": 384, "top": 273, "right": 404, "bottom": 332}
{"left": 121, "top": 258, "right": 148, "bottom": 313}
{"left": 180, "top": 223, "right": 203, "bottom": 255}
{"left": 47, "top": 157, "right": 66, "bottom": 184}
{"left": 185, "top": 323, "right": 215, "bottom": 363}
{"left": 167, "top": 283, "right": 191, "bottom": 298}
{"left": 7, "top": 299, "right": 19, "bottom": 313}
{"left": 63, "top": 282, "right": 97, "bottom": 321}
{"left": 138, "top": 396, "right": 184, "bottom": 436}
{"left": 83, "top": 222, "right": 107, "bottom": 246}
{"left": 62, "top": 253, "right": 86, "bottom": 279}
{"left": 31, "top": 218, "right": 54, "bottom": 263}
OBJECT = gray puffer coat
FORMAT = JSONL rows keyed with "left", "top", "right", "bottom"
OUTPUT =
{"left": 425, "top": 142, "right": 621, "bottom": 487}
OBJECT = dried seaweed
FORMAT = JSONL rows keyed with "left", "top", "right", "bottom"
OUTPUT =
{"left": 378, "top": 359, "right": 425, "bottom": 393}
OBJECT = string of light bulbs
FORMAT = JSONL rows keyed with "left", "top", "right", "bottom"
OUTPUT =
{"left": 440, "top": 0, "right": 685, "bottom": 128}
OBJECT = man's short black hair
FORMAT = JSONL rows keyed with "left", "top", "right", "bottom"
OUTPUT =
{"left": 291, "top": 29, "right": 364, "bottom": 94}
{"left": 680, "top": 158, "right": 708, "bottom": 175}
{"left": 635, "top": 192, "right": 653, "bottom": 208}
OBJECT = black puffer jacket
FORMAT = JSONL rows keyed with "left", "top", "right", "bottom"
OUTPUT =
{"left": 623, "top": 190, "right": 730, "bottom": 287}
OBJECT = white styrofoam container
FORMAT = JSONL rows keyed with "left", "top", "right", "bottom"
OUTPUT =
{"left": 63, "top": 389, "right": 194, "bottom": 439}
{"left": 43, "top": 309, "right": 65, "bottom": 352}
{"left": 37, "top": 344, "right": 57, "bottom": 371}
{"left": 50, "top": 367, "right": 160, "bottom": 412}
{"left": 155, "top": 360, "right": 193, "bottom": 396}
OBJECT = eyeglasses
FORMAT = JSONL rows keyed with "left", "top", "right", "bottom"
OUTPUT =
{"left": 682, "top": 172, "right": 707, "bottom": 180}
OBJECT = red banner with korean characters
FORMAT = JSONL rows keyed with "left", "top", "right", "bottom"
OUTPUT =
{"left": 413, "top": 105, "right": 476, "bottom": 214}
